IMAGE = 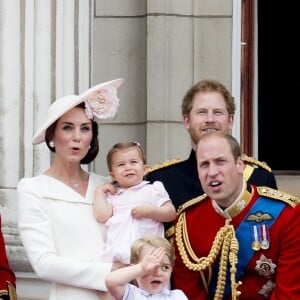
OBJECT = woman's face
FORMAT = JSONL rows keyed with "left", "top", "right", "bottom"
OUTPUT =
{"left": 52, "top": 107, "right": 93, "bottom": 163}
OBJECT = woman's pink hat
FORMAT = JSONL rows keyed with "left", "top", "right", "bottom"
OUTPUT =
{"left": 32, "top": 78, "right": 124, "bottom": 145}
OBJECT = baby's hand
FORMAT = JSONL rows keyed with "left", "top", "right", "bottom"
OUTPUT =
{"left": 131, "top": 204, "right": 154, "bottom": 219}
{"left": 97, "top": 183, "right": 116, "bottom": 194}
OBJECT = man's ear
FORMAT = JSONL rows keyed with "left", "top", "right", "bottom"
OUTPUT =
{"left": 183, "top": 115, "right": 190, "bottom": 129}
{"left": 228, "top": 114, "right": 234, "bottom": 130}
{"left": 237, "top": 156, "right": 245, "bottom": 173}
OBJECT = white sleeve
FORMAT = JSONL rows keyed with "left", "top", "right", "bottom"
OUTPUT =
{"left": 171, "top": 289, "right": 189, "bottom": 299}
{"left": 152, "top": 181, "right": 171, "bottom": 207}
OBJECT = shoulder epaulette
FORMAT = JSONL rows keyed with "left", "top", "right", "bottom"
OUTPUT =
{"left": 257, "top": 186, "right": 300, "bottom": 208}
{"left": 146, "top": 158, "right": 182, "bottom": 174}
{"left": 242, "top": 154, "right": 272, "bottom": 172}
{"left": 165, "top": 193, "right": 208, "bottom": 241}
{"left": 177, "top": 194, "right": 208, "bottom": 215}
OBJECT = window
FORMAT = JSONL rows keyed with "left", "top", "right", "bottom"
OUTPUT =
{"left": 242, "top": 1, "right": 300, "bottom": 172}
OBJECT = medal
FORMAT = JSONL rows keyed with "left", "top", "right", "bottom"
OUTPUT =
{"left": 261, "top": 239, "right": 269, "bottom": 249}
{"left": 255, "top": 254, "right": 276, "bottom": 278}
{"left": 252, "top": 240, "right": 261, "bottom": 251}
{"left": 251, "top": 225, "right": 261, "bottom": 251}
{"left": 260, "top": 224, "right": 270, "bottom": 250}
{"left": 258, "top": 280, "right": 275, "bottom": 297}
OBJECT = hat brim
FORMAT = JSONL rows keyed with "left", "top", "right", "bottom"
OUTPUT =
{"left": 32, "top": 78, "right": 124, "bottom": 145}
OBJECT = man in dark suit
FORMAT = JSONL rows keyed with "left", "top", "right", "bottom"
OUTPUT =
{"left": 146, "top": 79, "right": 277, "bottom": 239}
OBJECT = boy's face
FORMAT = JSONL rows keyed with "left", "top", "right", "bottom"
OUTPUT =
{"left": 136, "top": 247, "right": 172, "bottom": 294}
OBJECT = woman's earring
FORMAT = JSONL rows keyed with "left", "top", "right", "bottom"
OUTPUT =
{"left": 49, "top": 141, "right": 55, "bottom": 148}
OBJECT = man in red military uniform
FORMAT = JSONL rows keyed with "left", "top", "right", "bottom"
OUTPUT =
{"left": 0, "top": 214, "right": 16, "bottom": 300}
{"left": 173, "top": 132, "right": 300, "bottom": 299}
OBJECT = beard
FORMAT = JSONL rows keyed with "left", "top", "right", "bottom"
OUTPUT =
{"left": 188, "top": 123, "right": 223, "bottom": 149}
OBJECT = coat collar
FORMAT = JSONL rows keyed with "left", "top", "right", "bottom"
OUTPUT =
{"left": 38, "top": 172, "right": 101, "bottom": 204}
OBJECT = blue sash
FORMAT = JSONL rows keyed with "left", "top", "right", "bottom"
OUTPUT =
{"left": 209, "top": 196, "right": 285, "bottom": 297}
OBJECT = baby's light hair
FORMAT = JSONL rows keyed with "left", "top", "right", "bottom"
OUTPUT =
{"left": 106, "top": 141, "right": 146, "bottom": 171}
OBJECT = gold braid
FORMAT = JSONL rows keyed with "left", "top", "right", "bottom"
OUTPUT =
{"left": 175, "top": 213, "right": 241, "bottom": 299}
{"left": 229, "top": 234, "right": 242, "bottom": 299}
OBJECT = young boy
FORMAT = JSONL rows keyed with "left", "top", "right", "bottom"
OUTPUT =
{"left": 105, "top": 236, "right": 188, "bottom": 300}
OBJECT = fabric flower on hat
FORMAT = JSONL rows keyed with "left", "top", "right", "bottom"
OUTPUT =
{"left": 83, "top": 86, "right": 120, "bottom": 122}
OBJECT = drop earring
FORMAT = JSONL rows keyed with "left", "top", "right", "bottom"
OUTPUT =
{"left": 49, "top": 140, "right": 55, "bottom": 148}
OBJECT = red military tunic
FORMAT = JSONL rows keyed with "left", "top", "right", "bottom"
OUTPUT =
{"left": 0, "top": 215, "right": 16, "bottom": 300}
{"left": 173, "top": 184, "right": 300, "bottom": 299}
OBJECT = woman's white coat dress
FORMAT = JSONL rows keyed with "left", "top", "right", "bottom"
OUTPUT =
{"left": 17, "top": 172, "right": 112, "bottom": 300}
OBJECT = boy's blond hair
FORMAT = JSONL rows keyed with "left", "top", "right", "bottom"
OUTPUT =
{"left": 130, "top": 235, "right": 175, "bottom": 266}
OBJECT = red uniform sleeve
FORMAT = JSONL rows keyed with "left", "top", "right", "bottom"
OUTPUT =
{"left": 0, "top": 215, "right": 16, "bottom": 295}
{"left": 270, "top": 203, "right": 300, "bottom": 299}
